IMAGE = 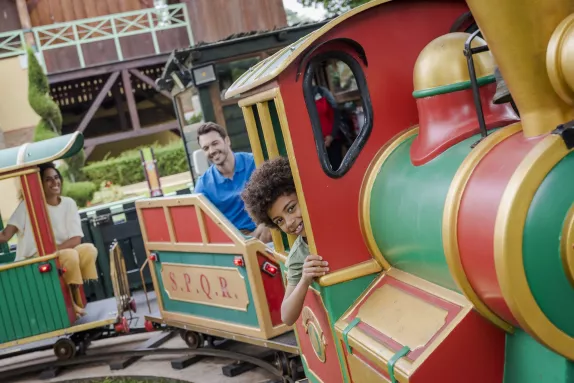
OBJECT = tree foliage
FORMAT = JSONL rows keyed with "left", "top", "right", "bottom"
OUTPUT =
{"left": 297, "top": 0, "right": 371, "bottom": 17}
{"left": 27, "top": 47, "right": 86, "bottom": 182}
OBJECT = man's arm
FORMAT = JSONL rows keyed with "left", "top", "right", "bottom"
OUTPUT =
{"left": 251, "top": 224, "right": 272, "bottom": 243}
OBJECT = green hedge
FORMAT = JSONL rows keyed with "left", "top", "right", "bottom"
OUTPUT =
{"left": 63, "top": 181, "right": 97, "bottom": 208}
{"left": 83, "top": 142, "right": 189, "bottom": 186}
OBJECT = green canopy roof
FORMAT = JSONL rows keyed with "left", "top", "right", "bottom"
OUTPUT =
{"left": 0, "top": 132, "right": 84, "bottom": 176}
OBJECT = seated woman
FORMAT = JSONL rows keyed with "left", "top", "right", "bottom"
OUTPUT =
{"left": 0, "top": 162, "right": 98, "bottom": 318}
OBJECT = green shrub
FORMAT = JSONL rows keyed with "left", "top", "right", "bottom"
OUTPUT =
{"left": 28, "top": 46, "right": 85, "bottom": 180}
{"left": 83, "top": 142, "right": 189, "bottom": 186}
{"left": 63, "top": 181, "right": 97, "bottom": 208}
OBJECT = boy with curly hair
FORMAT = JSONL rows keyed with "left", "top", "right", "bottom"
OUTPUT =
{"left": 241, "top": 157, "right": 329, "bottom": 326}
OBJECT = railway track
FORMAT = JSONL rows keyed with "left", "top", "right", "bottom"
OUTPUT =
{"left": 0, "top": 331, "right": 304, "bottom": 383}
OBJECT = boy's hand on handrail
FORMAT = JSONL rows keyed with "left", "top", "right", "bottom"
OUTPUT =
{"left": 301, "top": 255, "right": 329, "bottom": 285}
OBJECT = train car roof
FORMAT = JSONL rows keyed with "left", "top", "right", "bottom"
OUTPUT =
{"left": 0, "top": 132, "right": 84, "bottom": 175}
{"left": 224, "top": 0, "right": 390, "bottom": 98}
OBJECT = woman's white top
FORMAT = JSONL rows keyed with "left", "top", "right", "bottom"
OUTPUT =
{"left": 8, "top": 196, "right": 84, "bottom": 261}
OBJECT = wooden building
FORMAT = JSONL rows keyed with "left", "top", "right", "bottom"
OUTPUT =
{"left": 0, "top": 0, "right": 286, "bottom": 215}
{"left": 0, "top": 0, "right": 287, "bottom": 158}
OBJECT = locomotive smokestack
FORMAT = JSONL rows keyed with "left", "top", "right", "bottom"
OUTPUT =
{"left": 465, "top": 0, "right": 574, "bottom": 137}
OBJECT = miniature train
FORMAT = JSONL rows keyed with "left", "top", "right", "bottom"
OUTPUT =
{"left": 138, "top": 194, "right": 303, "bottom": 380}
{"left": 138, "top": 0, "right": 574, "bottom": 382}
{"left": 0, "top": 133, "right": 135, "bottom": 360}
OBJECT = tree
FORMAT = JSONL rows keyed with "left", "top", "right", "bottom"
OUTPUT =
{"left": 27, "top": 47, "right": 86, "bottom": 182}
{"left": 297, "top": 0, "right": 371, "bottom": 17}
{"left": 286, "top": 9, "right": 314, "bottom": 25}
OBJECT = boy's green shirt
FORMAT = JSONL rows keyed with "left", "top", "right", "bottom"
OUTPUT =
{"left": 285, "top": 235, "right": 310, "bottom": 286}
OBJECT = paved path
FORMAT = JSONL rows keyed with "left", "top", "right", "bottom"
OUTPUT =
{"left": 119, "top": 172, "right": 193, "bottom": 197}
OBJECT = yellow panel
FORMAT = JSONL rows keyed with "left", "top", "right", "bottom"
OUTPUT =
{"left": 347, "top": 353, "right": 391, "bottom": 383}
{"left": 160, "top": 263, "right": 250, "bottom": 311}
{"left": 358, "top": 284, "right": 447, "bottom": 351}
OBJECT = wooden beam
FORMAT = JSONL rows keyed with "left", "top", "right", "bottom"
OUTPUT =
{"left": 121, "top": 70, "right": 141, "bottom": 131}
{"left": 48, "top": 55, "right": 169, "bottom": 84}
{"left": 129, "top": 69, "right": 173, "bottom": 100}
{"left": 76, "top": 71, "right": 120, "bottom": 133}
{"left": 27, "top": 0, "right": 41, "bottom": 12}
{"left": 209, "top": 82, "right": 226, "bottom": 128}
{"left": 84, "top": 146, "right": 95, "bottom": 158}
{"left": 84, "top": 120, "right": 179, "bottom": 147}
{"left": 16, "top": 0, "right": 35, "bottom": 47}
{"left": 135, "top": 90, "right": 174, "bottom": 117}
{"left": 112, "top": 82, "right": 129, "bottom": 131}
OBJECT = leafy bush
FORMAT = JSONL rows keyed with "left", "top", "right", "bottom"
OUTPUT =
{"left": 186, "top": 112, "right": 203, "bottom": 125}
{"left": 83, "top": 142, "right": 189, "bottom": 186}
{"left": 89, "top": 181, "right": 125, "bottom": 206}
{"left": 63, "top": 181, "right": 97, "bottom": 208}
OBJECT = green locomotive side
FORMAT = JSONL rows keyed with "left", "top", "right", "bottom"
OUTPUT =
{"left": 0, "top": 258, "right": 71, "bottom": 344}
{"left": 368, "top": 133, "right": 481, "bottom": 292}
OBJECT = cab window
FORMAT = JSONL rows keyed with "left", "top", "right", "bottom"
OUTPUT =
{"left": 303, "top": 49, "right": 372, "bottom": 178}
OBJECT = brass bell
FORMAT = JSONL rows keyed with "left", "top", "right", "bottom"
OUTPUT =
{"left": 493, "top": 66, "right": 512, "bottom": 105}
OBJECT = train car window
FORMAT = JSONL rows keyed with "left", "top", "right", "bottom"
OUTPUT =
{"left": 303, "top": 51, "right": 372, "bottom": 178}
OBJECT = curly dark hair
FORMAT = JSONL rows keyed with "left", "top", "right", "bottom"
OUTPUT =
{"left": 241, "top": 156, "right": 296, "bottom": 228}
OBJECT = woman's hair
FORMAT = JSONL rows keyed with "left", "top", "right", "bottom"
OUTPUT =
{"left": 17, "top": 162, "right": 63, "bottom": 200}
{"left": 241, "top": 156, "right": 296, "bottom": 228}
{"left": 39, "top": 162, "right": 63, "bottom": 194}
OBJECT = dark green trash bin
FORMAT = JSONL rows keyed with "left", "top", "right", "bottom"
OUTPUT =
{"left": 80, "top": 196, "right": 153, "bottom": 302}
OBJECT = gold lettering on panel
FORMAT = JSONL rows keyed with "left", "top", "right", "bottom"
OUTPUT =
{"left": 160, "top": 263, "right": 250, "bottom": 311}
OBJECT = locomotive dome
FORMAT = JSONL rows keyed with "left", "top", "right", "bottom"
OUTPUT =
{"left": 412, "top": 32, "right": 495, "bottom": 98}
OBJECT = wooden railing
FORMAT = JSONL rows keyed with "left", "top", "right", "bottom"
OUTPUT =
{"left": 0, "top": 4, "right": 193, "bottom": 70}
{"left": 0, "top": 30, "right": 26, "bottom": 59}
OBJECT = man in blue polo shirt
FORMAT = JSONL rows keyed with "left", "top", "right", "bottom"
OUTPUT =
{"left": 194, "top": 122, "right": 272, "bottom": 243}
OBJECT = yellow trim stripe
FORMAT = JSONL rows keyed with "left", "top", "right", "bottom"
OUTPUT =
{"left": 359, "top": 127, "right": 419, "bottom": 270}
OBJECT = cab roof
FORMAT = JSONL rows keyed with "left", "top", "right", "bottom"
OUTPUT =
{"left": 0, "top": 132, "right": 84, "bottom": 176}
{"left": 224, "top": 0, "right": 390, "bottom": 98}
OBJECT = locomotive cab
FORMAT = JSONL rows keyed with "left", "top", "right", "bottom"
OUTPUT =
{"left": 0, "top": 133, "right": 133, "bottom": 359}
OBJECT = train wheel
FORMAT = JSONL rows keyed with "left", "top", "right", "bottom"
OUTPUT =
{"left": 182, "top": 330, "right": 204, "bottom": 349}
{"left": 205, "top": 335, "right": 216, "bottom": 348}
{"left": 289, "top": 358, "right": 304, "bottom": 381}
{"left": 274, "top": 352, "right": 290, "bottom": 376}
{"left": 53, "top": 338, "right": 76, "bottom": 360}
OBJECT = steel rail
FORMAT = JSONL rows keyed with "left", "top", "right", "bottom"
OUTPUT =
{"left": 0, "top": 346, "right": 284, "bottom": 381}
